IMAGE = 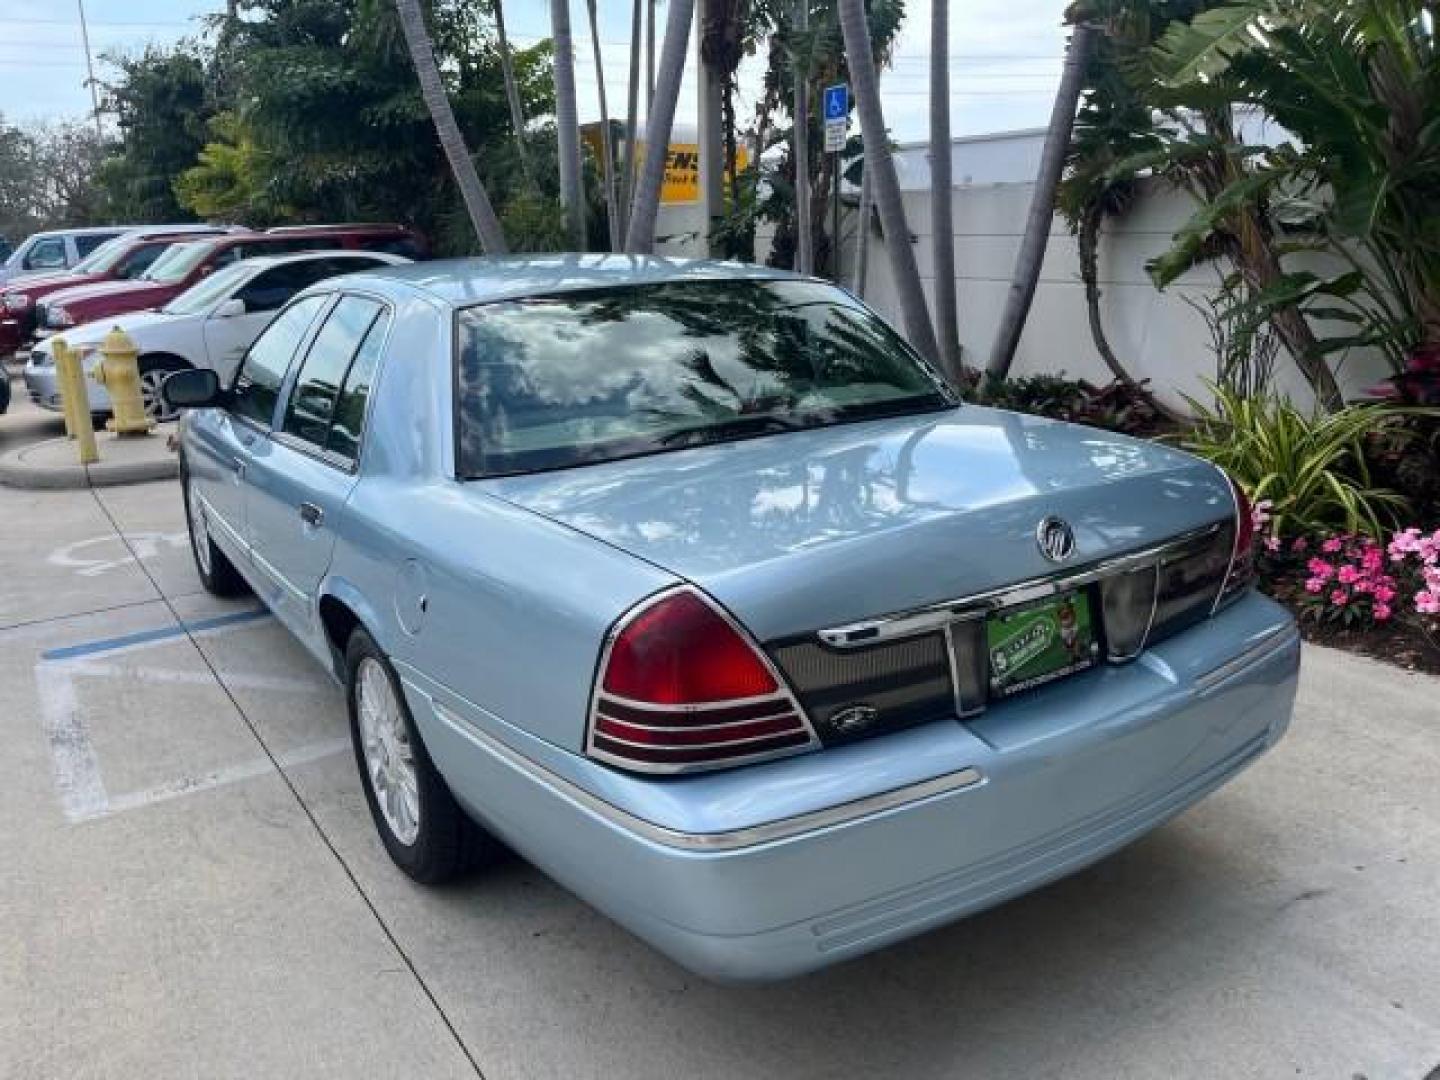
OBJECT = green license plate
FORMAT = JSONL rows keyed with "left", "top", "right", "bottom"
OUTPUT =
{"left": 986, "top": 590, "right": 1099, "bottom": 698}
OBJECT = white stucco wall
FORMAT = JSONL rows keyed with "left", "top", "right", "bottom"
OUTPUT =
{"left": 853, "top": 178, "right": 1389, "bottom": 411}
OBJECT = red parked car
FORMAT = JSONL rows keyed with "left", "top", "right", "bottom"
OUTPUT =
{"left": 0, "top": 226, "right": 239, "bottom": 356}
{"left": 34, "top": 224, "right": 426, "bottom": 335}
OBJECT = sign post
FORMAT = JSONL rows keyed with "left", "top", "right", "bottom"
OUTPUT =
{"left": 823, "top": 84, "right": 848, "bottom": 283}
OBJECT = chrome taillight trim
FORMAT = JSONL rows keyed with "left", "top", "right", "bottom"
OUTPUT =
{"left": 585, "top": 584, "right": 823, "bottom": 776}
{"left": 1212, "top": 472, "right": 1254, "bottom": 615}
{"left": 818, "top": 521, "right": 1227, "bottom": 649}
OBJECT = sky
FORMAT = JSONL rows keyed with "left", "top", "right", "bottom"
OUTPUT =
{"left": 0, "top": 0, "right": 1069, "bottom": 142}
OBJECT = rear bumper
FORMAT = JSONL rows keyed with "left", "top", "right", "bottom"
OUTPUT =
{"left": 405, "top": 592, "right": 1300, "bottom": 982}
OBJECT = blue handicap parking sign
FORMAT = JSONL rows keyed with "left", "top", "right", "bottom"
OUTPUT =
{"left": 823, "top": 84, "right": 848, "bottom": 121}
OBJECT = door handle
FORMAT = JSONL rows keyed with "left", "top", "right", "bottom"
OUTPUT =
{"left": 299, "top": 502, "right": 324, "bottom": 527}
{"left": 231, "top": 458, "right": 246, "bottom": 479}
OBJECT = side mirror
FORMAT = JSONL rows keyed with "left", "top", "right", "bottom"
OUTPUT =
{"left": 213, "top": 297, "right": 246, "bottom": 319}
{"left": 161, "top": 368, "right": 224, "bottom": 411}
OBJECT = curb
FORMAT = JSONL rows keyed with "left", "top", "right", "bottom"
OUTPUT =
{"left": 0, "top": 436, "right": 179, "bottom": 490}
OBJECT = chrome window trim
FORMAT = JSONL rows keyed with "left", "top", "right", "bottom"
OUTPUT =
{"left": 817, "top": 521, "right": 1226, "bottom": 649}
{"left": 431, "top": 697, "right": 984, "bottom": 852}
{"left": 584, "top": 584, "right": 824, "bottom": 776}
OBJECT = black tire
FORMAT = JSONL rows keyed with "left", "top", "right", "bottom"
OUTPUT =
{"left": 180, "top": 460, "right": 249, "bottom": 597}
{"left": 138, "top": 355, "right": 190, "bottom": 422}
{"left": 345, "top": 627, "right": 497, "bottom": 884}
{"left": 0, "top": 365, "right": 10, "bottom": 414}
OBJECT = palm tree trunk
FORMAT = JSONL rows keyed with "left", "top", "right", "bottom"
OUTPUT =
{"left": 984, "top": 24, "right": 1094, "bottom": 383}
{"left": 394, "top": 0, "right": 507, "bottom": 254}
{"left": 837, "top": 0, "right": 940, "bottom": 367}
{"left": 852, "top": 159, "right": 872, "bottom": 294}
{"left": 585, "top": 0, "right": 621, "bottom": 250}
{"left": 646, "top": 0, "right": 657, "bottom": 111}
{"left": 929, "top": 0, "right": 960, "bottom": 381}
{"left": 492, "top": 0, "right": 532, "bottom": 184}
{"left": 793, "top": 0, "right": 814, "bottom": 275}
{"left": 625, "top": 0, "right": 695, "bottom": 253}
{"left": 622, "top": 0, "right": 643, "bottom": 239}
{"left": 1078, "top": 201, "right": 1179, "bottom": 419}
{"left": 550, "top": 0, "right": 586, "bottom": 249}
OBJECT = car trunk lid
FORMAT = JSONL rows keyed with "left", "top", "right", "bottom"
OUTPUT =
{"left": 483, "top": 406, "right": 1234, "bottom": 643}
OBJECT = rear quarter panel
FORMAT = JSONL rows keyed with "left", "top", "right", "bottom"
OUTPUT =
{"left": 323, "top": 292, "right": 674, "bottom": 752}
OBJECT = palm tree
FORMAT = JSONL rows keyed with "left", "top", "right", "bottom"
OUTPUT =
{"left": 836, "top": 0, "right": 940, "bottom": 367}
{"left": 625, "top": 0, "right": 695, "bottom": 253}
{"left": 985, "top": 24, "right": 1094, "bottom": 383}
{"left": 491, "top": 0, "right": 532, "bottom": 183}
{"left": 585, "top": 0, "right": 621, "bottom": 249}
{"left": 793, "top": 0, "right": 814, "bottom": 275}
{"left": 550, "top": 0, "right": 586, "bottom": 249}
{"left": 929, "top": 0, "right": 959, "bottom": 380}
{"left": 393, "top": 0, "right": 507, "bottom": 253}
{"left": 851, "top": 160, "right": 872, "bottom": 294}
{"left": 621, "top": 0, "right": 644, "bottom": 239}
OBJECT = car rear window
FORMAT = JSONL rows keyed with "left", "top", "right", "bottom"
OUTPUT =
{"left": 454, "top": 279, "right": 953, "bottom": 478}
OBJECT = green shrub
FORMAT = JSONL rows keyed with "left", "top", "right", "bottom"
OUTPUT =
{"left": 1180, "top": 385, "right": 1425, "bottom": 538}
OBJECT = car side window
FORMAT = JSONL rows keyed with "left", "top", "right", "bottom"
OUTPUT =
{"left": 25, "top": 238, "right": 66, "bottom": 269}
{"left": 281, "top": 296, "right": 383, "bottom": 450}
{"left": 115, "top": 244, "right": 165, "bottom": 279}
{"left": 236, "top": 258, "right": 381, "bottom": 314}
{"left": 74, "top": 233, "right": 114, "bottom": 257}
{"left": 231, "top": 295, "right": 328, "bottom": 427}
{"left": 324, "top": 311, "right": 389, "bottom": 462}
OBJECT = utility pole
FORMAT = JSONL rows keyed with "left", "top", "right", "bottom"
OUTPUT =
{"left": 793, "top": 0, "right": 813, "bottom": 275}
{"left": 76, "top": 0, "right": 103, "bottom": 138}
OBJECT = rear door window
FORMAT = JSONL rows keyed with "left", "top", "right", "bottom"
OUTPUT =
{"left": 324, "top": 312, "right": 389, "bottom": 463}
{"left": 281, "top": 296, "right": 384, "bottom": 451}
{"left": 231, "top": 295, "right": 328, "bottom": 426}
{"left": 236, "top": 258, "right": 384, "bottom": 314}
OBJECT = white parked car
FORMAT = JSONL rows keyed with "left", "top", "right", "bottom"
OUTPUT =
{"left": 23, "top": 250, "right": 408, "bottom": 420}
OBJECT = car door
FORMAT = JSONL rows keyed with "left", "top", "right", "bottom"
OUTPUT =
{"left": 186, "top": 294, "right": 330, "bottom": 565}
{"left": 243, "top": 294, "right": 390, "bottom": 639}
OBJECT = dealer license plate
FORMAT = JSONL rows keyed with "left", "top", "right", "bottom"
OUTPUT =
{"left": 986, "top": 589, "right": 1099, "bottom": 698}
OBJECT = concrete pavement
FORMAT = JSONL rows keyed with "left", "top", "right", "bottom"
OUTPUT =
{"left": 2, "top": 473, "right": 1438, "bottom": 1079}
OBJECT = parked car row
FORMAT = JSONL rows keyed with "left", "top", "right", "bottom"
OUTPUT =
{"left": 1, "top": 222, "right": 424, "bottom": 418}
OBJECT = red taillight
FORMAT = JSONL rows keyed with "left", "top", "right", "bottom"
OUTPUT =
{"left": 588, "top": 588, "right": 818, "bottom": 774}
{"left": 1216, "top": 471, "right": 1256, "bottom": 608}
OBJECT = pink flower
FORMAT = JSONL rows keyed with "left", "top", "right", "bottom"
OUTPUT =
{"left": 1264, "top": 536, "right": 1281, "bottom": 552}
{"left": 1291, "top": 537, "right": 1309, "bottom": 553}
{"left": 1330, "top": 588, "right": 1350, "bottom": 607}
{"left": 1307, "top": 558, "right": 1335, "bottom": 580}
{"left": 1304, "top": 577, "right": 1326, "bottom": 593}
{"left": 1373, "top": 585, "right": 1397, "bottom": 604}
{"left": 1417, "top": 591, "right": 1440, "bottom": 616}
{"left": 1338, "top": 565, "right": 1360, "bottom": 585}
{"left": 1322, "top": 538, "right": 1344, "bottom": 554}
{"left": 1361, "top": 548, "right": 1384, "bottom": 573}
{"left": 1374, "top": 602, "right": 1393, "bottom": 621}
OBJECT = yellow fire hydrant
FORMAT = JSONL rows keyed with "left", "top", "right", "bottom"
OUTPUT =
{"left": 90, "top": 326, "right": 155, "bottom": 436}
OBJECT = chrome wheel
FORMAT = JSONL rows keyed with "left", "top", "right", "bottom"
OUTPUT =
{"left": 139, "top": 368, "right": 177, "bottom": 421}
{"left": 186, "top": 481, "right": 213, "bottom": 577}
{"left": 356, "top": 658, "right": 420, "bottom": 845}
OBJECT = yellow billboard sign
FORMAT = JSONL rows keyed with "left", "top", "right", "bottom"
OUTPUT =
{"left": 581, "top": 124, "right": 748, "bottom": 205}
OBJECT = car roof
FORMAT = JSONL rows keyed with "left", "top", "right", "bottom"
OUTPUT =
{"left": 334, "top": 254, "right": 806, "bottom": 309}
{"left": 223, "top": 249, "right": 410, "bottom": 272}
{"left": 30, "top": 226, "right": 136, "bottom": 239}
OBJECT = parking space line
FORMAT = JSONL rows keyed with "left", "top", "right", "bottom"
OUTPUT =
{"left": 41, "top": 608, "right": 271, "bottom": 661}
{"left": 34, "top": 661, "right": 108, "bottom": 823}
{"left": 95, "top": 737, "right": 351, "bottom": 823}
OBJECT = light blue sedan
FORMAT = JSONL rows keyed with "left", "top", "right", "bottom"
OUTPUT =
{"left": 163, "top": 255, "right": 1300, "bottom": 982}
